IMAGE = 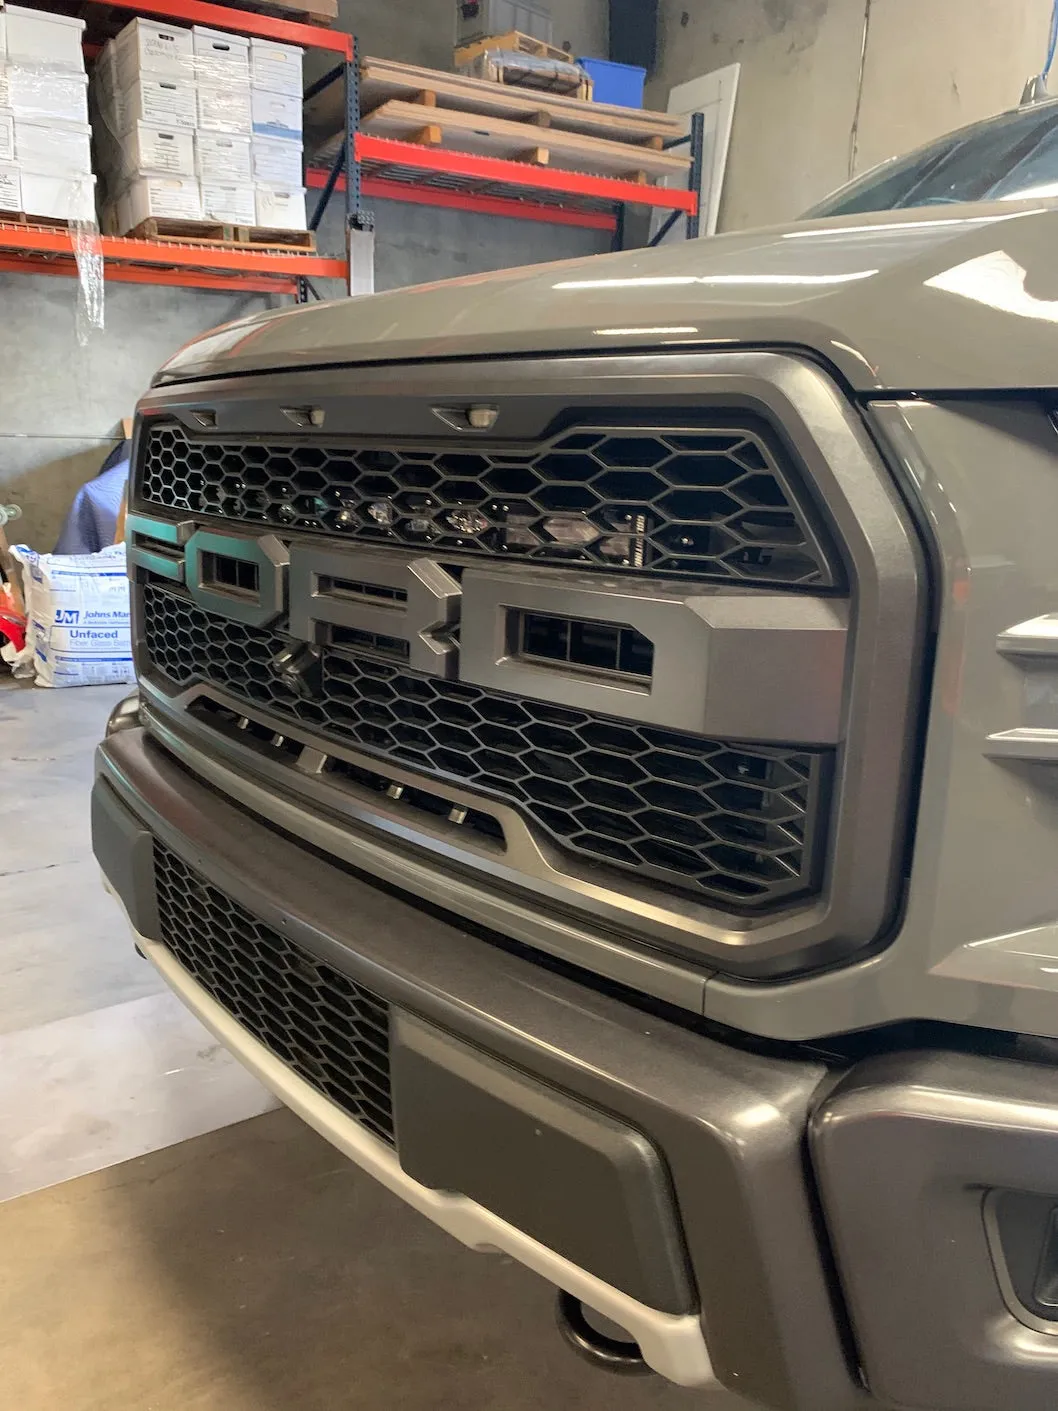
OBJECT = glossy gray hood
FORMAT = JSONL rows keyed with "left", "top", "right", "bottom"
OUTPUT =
{"left": 157, "top": 201, "right": 1058, "bottom": 393}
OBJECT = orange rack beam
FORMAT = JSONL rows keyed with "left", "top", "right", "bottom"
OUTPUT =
{"left": 0, "top": 221, "right": 347, "bottom": 292}
{"left": 355, "top": 134, "right": 699, "bottom": 215}
{"left": 74, "top": 0, "right": 352, "bottom": 56}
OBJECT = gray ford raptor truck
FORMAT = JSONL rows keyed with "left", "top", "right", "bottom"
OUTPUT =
{"left": 94, "top": 96, "right": 1058, "bottom": 1411}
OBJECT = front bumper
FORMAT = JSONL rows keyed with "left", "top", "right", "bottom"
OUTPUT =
{"left": 93, "top": 726, "right": 855, "bottom": 1411}
{"left": 93, "top": 727, "right": 1058, "bottom": 1411}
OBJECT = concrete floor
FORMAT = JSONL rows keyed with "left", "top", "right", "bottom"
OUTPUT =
{"left": 0, "top": 676, "right": 748, "bottom": 1410}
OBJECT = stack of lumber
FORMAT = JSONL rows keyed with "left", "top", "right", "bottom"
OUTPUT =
{"left": 202, "top": 0, "right": 337, "bottom": 25}
{"left": 307, "top": 57, "right": 688, "bottom": 185}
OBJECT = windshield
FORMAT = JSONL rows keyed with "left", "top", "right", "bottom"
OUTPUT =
{"left": 806, "top": 100, "right": 1058, "bottom": 218}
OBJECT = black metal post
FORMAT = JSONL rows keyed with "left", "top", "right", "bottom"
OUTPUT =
{"left": 345, "top": 42, "right": 360, "bottom": 224}
{"left": 611, "top": 201, "right": 625, "bottom": 253}
{"left": 686, "top": 110, "right": 705, "bottom": 239}
{"left": 303, "top": 61, "right": 344, "bottom": 103}
{"left": 310, "top": 143, "right": 346, "bottom": 232}
{"left": 648, "top": 209, "right": 680, "bottom": 247}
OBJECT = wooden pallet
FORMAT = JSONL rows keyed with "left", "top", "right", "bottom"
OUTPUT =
{"left": 357, "top": 100, "right": 688, "bottom": 183}
{"left": 454, "top": 30, "right": 570, "bottom": 68}
{"left": 309, "top": 58, "right": 683, "bottom": 156}
{"left": 127, "top": 217, "right": 316, "bottom": 251}
{"left": 0, "top": 212, "right": 75, "bottom": 230}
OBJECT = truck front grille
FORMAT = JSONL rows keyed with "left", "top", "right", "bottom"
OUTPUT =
{"left": 153, "top": 843, "right": 394, "bottom": 1144}
{"left": 143, "top": 583, "right": 829, "bottom": 910}
{"left": 139, "top": 417, "right": 836, "bottom": 588}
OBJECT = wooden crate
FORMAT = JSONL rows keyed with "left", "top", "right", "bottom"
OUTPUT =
{"left": 454, "top": 29, "right": 571, "bottom": 68}
{"left": 460, "top": 47, "right": 592, "bottom": 102}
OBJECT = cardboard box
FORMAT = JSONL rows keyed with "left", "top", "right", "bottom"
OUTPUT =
{"left": 196, "top": 131, "right": 252, "bottom": 184}
{"left": 255, "top": 183, "right": 306, "bottom": 230}
{"left": 113, "top": 122, "right": 196, "bottom": 178}
{"left": 14, "top": 119, "right": 92, "bottom": 175}
{"left": 115, "top": 75, "right": 197, "bottom": 132}
{"left": 7, "top": 66, "right": 89, "bottom": 125}
{"left": 0, "top": 112, "right": 13, "bottom": 165}
{"left": 119, "top": 175, "right": 203, "bottom": 229}
{"left": 201, "top": 181, "right": 255, "bottom": 224}
{"left": 113, "top": 17, "right": 194, "bottom": 80}
{"left": 249, "top": 38, "right": 303, "bottom": 97}
{"left": 4, "top": 5, "right": 86, "bottom": 71}
{"left": 0, "top": 162, "right": 21, "bottom": 212}
{"left": 252, "top": 135, "right": 302, "bottom": 187}
{"left": 193, "top": 27, "right": 250, "bottom": 83}
{"left": 20, "top": 170, "right": 97, "bottom": 222}
{"left": 198, "top": 82, "right": 252, "bottom": 135}
{"left": 251, "top": 87, "right": 302, "bottom": 140}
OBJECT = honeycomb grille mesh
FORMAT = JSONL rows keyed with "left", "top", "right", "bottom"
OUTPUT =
{"left": 142, "top": 584, "right": 829, "bottom": 910}
{"left": 154, "top": 844, "right": 394, "bottom": 1144}
{"left": 137, "top": 418, "right": 833, "bottom": 587}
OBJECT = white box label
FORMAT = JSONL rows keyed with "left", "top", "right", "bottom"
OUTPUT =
{"left": 115, "top": 18, "right": 195, "bottom": 79}
{"left": 0, "top": 163, "right": 22, "bottom": 211}
{"left": 251, "top": 87, "right": 302, "bottom": 138}
{"left": 255, "top": 184, "right": 306, "bottom": 230}
{"left": 126, "top": 123, "right": 196, "bottom": 177}
{"left": 196, "top": 131, "right": 252, "bottom": 184}
{"left": 124, "top": 77, "right": 197, "bottom": 131}
{"left": 250, "top": 38, "right": 303, "bottom": 96}
{"left": 252, "top": 136, "right": 303, "bottom": 187}
{"left": 201, "top": 181, "right": 256, "bottom": 225}
{"left": 198, "top": 83, "right": 253, "bottom": 135}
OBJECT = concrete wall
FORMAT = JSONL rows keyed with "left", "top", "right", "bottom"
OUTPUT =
{"left": 330, "top": 0, "right": 607, "bottom": 69}
{"left": 2, "top": 0, "right": 609, "bottom": 552}
{"left": 650, "top": 0, "right": 1054, "bottom": 232}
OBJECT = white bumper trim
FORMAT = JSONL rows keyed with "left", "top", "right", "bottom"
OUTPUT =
{"left": 137, "top": 932, "right": 716, "bottom": 1389}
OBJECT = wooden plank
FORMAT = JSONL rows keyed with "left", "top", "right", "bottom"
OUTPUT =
{"left": 207, "top": 0, "right": 337, "bottom": 24}
{"left": 358, "top": 100, "right": 689, "bottom": 182}
{"left": 454, "top": 30, "right": 570, "bottom": 67}
{"left": 410, "top": 124, "right": 443, "bottom": 147}
{"left": 306, "top": 56, "right": 683, "bottom": 151}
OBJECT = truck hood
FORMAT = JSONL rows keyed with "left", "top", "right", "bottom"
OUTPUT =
{"left": 157, "top": 201, "right": 1058, "bottom": 393}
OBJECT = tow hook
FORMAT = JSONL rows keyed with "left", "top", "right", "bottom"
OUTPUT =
{"left": 554, "top": 1291, "right": 653, "bottom": 1376}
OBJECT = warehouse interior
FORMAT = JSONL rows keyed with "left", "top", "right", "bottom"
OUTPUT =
{"left": 6, "top": 1, "right": 1058, "bottom": 1409}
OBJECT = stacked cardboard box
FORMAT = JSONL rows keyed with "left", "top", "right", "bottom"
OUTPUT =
{"left": 250, "top": 37, "right": 305, "bottom": 230}
{"left": 94, "top": 17, "right": 305, "bottom": 234}
{"left": 0, "top": 5, "right": 96, "bottom": 223}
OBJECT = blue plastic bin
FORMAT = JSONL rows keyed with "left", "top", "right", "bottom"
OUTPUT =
{"left": 577, "top": 57, "right": 646, "bottom": 108}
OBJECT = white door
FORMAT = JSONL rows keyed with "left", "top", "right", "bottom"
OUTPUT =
{"left": 651, "top": 62, "right": 740, "bottom": 242}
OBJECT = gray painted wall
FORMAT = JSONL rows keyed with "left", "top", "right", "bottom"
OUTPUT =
{"left": 650, "top": 0, "right": 1054, "bottom": 232}
{"left": 2, "top": 0, "right": 608, "bottom": 551}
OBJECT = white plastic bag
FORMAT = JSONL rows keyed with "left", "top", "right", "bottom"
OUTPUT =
{"left": 10, "top": 543, "right": 134, "bottom": 688}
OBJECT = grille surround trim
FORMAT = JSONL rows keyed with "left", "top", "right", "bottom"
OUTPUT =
{"left": 131, "top": 352, "right": 928, "bottom": 986}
